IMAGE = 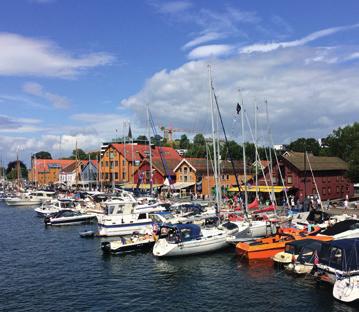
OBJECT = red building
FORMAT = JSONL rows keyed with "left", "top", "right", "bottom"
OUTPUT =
{"left": 133, "top": 158, "right": 181, "bottom": 186}
{"left": 260, "top": 151, "right": 354, "bottom": 201}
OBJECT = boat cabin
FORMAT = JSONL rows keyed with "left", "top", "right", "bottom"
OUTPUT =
{"left": 319, "top": 239, "right": 359, "bottom": 273}
{"left": 159, "top": 224, "right": 202, "bottom": 243}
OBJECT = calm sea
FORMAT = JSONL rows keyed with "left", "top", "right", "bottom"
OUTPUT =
{"left": 0, "top": 202, "right": 358, "bottom": 312}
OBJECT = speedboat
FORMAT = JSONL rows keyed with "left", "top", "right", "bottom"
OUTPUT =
{"left": 101, "top": 233, "right": 155, "bottom": 254}
{"left": 313, "top": 239, "right": 359, "bottom": 284}
{"left": 236, "top": 226, "right": 325, "bottom": 260}
{"left": 319, "top": 220, "right": 359, "bottom": 240}
{"left": 152, "top": 222, "right": 238, "bottom": 257}
{"left": 44, "top": 209, "right": 97, "bottom": 226}
{"left": 34, "top": 199, "right": 76, "bottom": 217}
{"left": 5, "top": 191, "right": 55, "bottom": 206}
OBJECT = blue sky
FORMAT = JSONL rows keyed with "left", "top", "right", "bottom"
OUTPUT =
{"left": 1, "top": 0, "right": 359, "bottom": 165}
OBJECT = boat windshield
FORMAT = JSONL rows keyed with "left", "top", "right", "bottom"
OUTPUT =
{"left": 285, "top": 245, "right": 296, "bottom": 254}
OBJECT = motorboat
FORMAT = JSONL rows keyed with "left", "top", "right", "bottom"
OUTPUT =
{"left": 319, "top": 220, "right": 359, "bottom": 240}
{"left": 96, "top": 200, "right": 158, "bottom": 237}
{"left": 290, "top": 210, "right": 331, "bottom": 230}
{"left": 273, "top": 238, "right": 332, "bottom": 267}
{"left": 34, "top": 199, "right": 76, "bottom": 217}
{"left": 333, "top": 275, "right": 359, "bottom": 303}
{"left": 236, "top": 226, "right": 326, "bottom": 260}
{"left": 288, "top": 240, "right": 327, "bottom": 275}
{"left": 44, "top": 209, "right": 97, "bottom": 226}
{"left": 101, "top": 233, "right": 155, "bottom": 254}
{"left": 152, "top": 222, "right": 238, "bottom": 257}
{"left": 314, "top": 239, "right": 359, "bottom": 284}
{"left": 5, "top": 191, "right": 55, "bottom": 206}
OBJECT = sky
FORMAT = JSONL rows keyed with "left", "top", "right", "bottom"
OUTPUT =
{"left": 1, "top": 0, "right": 359, "bottom": 165}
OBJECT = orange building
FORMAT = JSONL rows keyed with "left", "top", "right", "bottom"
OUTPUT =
{"left": 99, "top": 143, "right": 181, "bottom": 186}
{"left": 173, "top": 158, "right": 252, "bottom": 196}
{"left": 29, "top": 159, "right": 76, "bottom": 186}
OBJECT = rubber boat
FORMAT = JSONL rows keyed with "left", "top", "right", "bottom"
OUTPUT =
{"left": 101, "top": 234, "right": 155, "bottom": 254}
{"left": 153, "top": 222, "right": 238, "bottom": 257}
{"left": 236, "top": 226, "right": 324, "bottom": 260}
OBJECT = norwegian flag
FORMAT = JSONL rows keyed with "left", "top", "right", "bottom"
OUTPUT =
{"left": 313, "top": 250, "right": 319, "bottom": 265}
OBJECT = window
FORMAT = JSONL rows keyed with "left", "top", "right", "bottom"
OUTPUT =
{"left": 272, "top": 176, "right": 277, "bottom": 183}
{"left": 184, "top": 167, "right": 188, "bottom": 174}
{"left": 123, "top": 172, "right": 126, "bottom": 179}
{"left": 227, "top": 175, "right": 229, "bottom": 180}
{"left": 109, "top": 152, "right": 114, "bottom": 159}
{"left": 221, "top": 174, "right": 225, "bottom": 180}
{"left": 105, "top": 161, "right": 109, "bottom": 167}
{"left": 138, "top": 213, "right": 147, "bottom": 220}
{"left": 110, "top": 161, "right": 114, "bottom": 169}
{"left": 184, "top": 176, "right": 188, "bottom": 182}
{"left": 322, "top": 187, "right": 326, "bottom": 195}
{"left": 122, "top": 160, "right": 126, "bottom": 166}
{"left": 336, "top": 176, "right": 339, "bottom": 182}
{"left": 328, "top": 187, "right": 331, "bottom": 194}
{"left": 115, "top": 172, "right": 118, "bottom": 179}
{"left": 105, "top": 173, "right": 109, "bottom": 179}
{"left": 312, "top": 188, "right": 316, "bottom": 195}
{"left": 336, "top": 186, "right": 340, "bottom": 193}
{"left": 287, "top": 176, "right": 292, "bottom": 184}
{"left": 115, "top": 161, "right": 118, "bottom": 167}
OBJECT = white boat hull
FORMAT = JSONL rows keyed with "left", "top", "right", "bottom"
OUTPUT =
{"left": 333, "top": 275, "right": 359, "bottom": 302}
{"left": 153, "top": 232, "right": 229, "bottom": 257}
{"left": 97, "top": 221, "right": 153, "bottom": 237}
{"left": 5, "top": 198, "right": 42, "bottom": 206}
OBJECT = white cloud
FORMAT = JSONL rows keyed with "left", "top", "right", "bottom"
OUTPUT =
{"left": 0, "top": 114, "right": 44, "bottom": 133}
{"left": 0, "top": 32, "right": 114, "bottom": 78}
{"left": 188, "top": 44, "right": 234, "bottom": 59}
{"left": 23, "top": 82, "right": 71, "bottom": 109}
{"left": 183, "top": 32, "right": 226, "bottom": 50}
{"left": 121, "top": 47, "right": 359, "bottom": 144}
{"left": 240, "top": 23, "right": 359, "bottom": 54}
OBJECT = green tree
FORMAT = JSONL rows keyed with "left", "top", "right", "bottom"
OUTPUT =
{"left": 71, "top": 148, "right": 87, "bottom": 160}
{"left": 31, "top": 151, "right": 52, "bottom": 160}
{"left": 220, "top": 140, "right": 242, "bottom": 160}
{"left": 321, "top": 122, "right": 359, "bottom": 182}
{"left": 6, "top": 161, "right": 28, "bottom": 180}
{"left": 288, "top": 137, "right": 321, "bottom": 156}
{"left": 136, "top": 135, "right": 148, "bottom": 144}
{"left": 179, "top": 134, "right": 190, "bottom": 149}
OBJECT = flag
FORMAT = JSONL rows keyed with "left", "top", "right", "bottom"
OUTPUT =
{"left": 313, "top": 250, "right": 319, "bottom": 265}
{"left": 236, "top": 103, "right": 241, "bottom": 114}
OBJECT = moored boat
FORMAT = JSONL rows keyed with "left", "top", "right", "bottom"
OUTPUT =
{"left": 153, "top": 222, "right": 238, "bottom": 257}
{"left": 101, "top": 233, "right": 155, "bottom": 254}
{"left": 44, "top": 209, "right": 97, "bottom": 226}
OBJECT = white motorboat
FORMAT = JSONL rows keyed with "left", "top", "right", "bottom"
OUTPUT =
{"left": 34, "top": 199, "right": 76, "bottom": 217}
{"left": 333, "top": 275, "right": 359, "bottom": 303}
{"left": 44, "top": 209, "right": 97, "bottom": 226}
{"left": 319, "top": 220, "right": 359, "bottom": 240}
{"left": 153, "top": 222, "right": 238, "bottom": 257}
{"left": 5, "top": 191, "right": 55, "bottom": 206}
{"left": 96, "top": 200, "right": 159, "bottom": 237}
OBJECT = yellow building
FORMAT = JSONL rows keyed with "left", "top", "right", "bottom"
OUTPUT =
{"left": 173, "top": 158, "right": 252, "bottom": 196}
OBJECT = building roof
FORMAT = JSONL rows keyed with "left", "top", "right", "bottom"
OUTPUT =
{"left": 174, "top": 158, "right": 249, "bottom": 175}
{"left": 32, "top": 159, "right": 75, "bottom": 173}
{"left": 61, "top": 160, "right": 98, "bottom": 174}
{"left": 110, "top": 144, "right": 181, "bottom": 162}
{"left": 134, "top": 158, "right": 181, "bottom": 176}
{"left": 282, "top": 151, "right": 348, "bottom": 172}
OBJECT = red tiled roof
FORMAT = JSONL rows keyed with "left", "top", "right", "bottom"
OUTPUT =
{"left": 32, "top": 159, "right": 75, "bottom": 173}
{"left": 110, "top": 144, "right": 181, "bottom": 161}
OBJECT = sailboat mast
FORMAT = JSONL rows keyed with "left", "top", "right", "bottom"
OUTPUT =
{"left": 265, "top": 100, "right": 275, "bottom": 204}
{"left": 208, "top": 65, "right": 220, "bottom": 209}
{"left": 240, "top": 100, "right": 248, "bottom": 213}
{"left": 254, "top": 102, "right": 258, "bottom": 199}
{"left": 147, "top": 103, "right": 153, "bottom": 195}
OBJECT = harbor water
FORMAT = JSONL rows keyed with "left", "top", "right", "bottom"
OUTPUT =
{"left": 0, "top": 202, "right": 358, "bottom": 312}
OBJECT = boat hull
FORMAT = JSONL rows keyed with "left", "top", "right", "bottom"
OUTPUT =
{"left": 333, "top": 275, "right": 359, "bottom": 302}
{"left": 102, "top": 239, "right": 155, "bottom": 254}
{"left": 45, "top": 215, "right": 96, "bottom": 226}
{"left": 97, "top": 221, "right": 153, "bottom": 237}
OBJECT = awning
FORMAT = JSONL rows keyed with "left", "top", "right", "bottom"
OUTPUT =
{"left": 121, "top": 183, "right": 163, "bottom": 189}
{"left": 171, "top": 182, "right": 195, "bottom": 190}
{"left": 228, "top": 185, "right": 292, "bottom": 193}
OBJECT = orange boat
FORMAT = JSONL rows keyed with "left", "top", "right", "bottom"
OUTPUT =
{"left": 236, "top": 227, "right": 332, "bottom": 260}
